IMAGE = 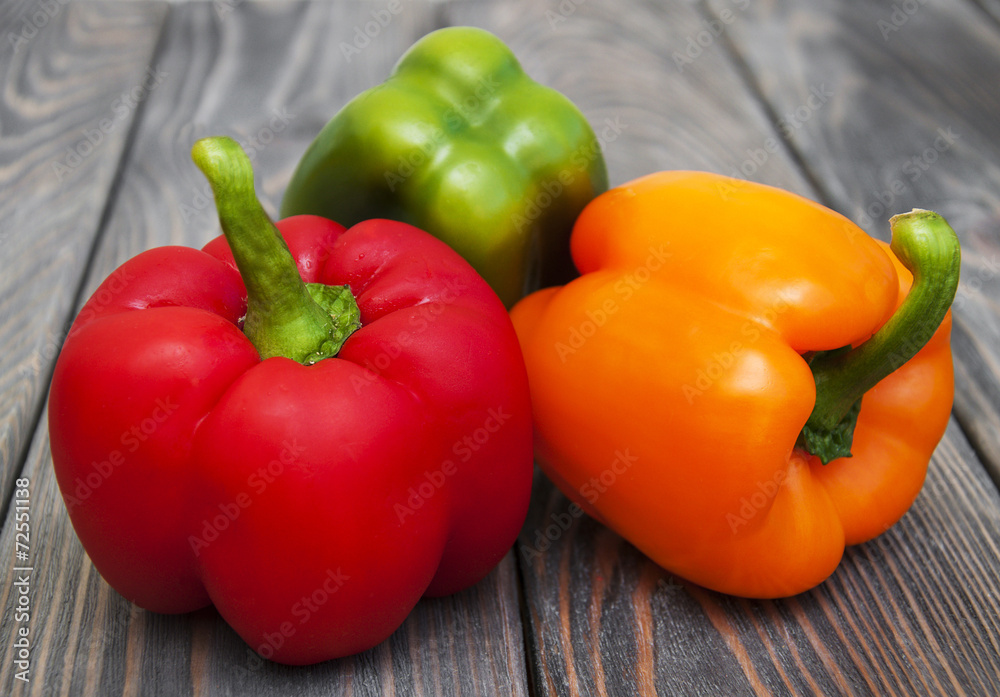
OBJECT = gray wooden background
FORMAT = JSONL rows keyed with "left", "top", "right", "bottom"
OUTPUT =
{"left": 1, "top": 0, "right": 1000, "bottom": 695}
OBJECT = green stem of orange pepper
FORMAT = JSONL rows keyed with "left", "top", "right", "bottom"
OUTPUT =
{"left": 799, "top": 209, "right": 961, "bottom": 463}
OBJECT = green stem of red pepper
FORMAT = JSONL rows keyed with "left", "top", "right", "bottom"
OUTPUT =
{"left": 798, "top": 209, "right": 961, "bottom": 464}
{"left": 192, "top": 136, "right": 360, "bottom": 364}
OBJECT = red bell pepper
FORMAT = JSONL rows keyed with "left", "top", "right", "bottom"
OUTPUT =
{"left": 48, "top": 137, "right": 533, "bottom": 664}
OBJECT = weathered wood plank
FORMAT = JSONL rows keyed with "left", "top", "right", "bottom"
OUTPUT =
{"left": 710, "top": 0, "right": 1000, "bottom": 483}
{"left": 6, "top": 0, "right": 1000, "bottom": 695}
{"left": 970, "top": 0, "right": 1000, "bottom": 24}
{"left": 0, "top": 0, "right": 167, "bottom": 519}
{"left": 446, "top": 0, "right": 1000, "bottom": 694}
{"left": 1, "top": 2, "right": 529, "bottom": 695}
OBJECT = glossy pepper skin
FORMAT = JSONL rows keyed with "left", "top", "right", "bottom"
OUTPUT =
{"left": 48, "top": 138, "right": 533, "bottom": 664}
{"left": 280, "top": 26, "right": 609, "bottom": 308}
{"left": 511, "top": 171, "right": 959, "bottom": 599}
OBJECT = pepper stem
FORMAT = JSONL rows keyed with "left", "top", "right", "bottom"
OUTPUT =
{"left": 797, "top": 209, "right": 960, "bottom": 463}
{"left": 192, "top": 136, "right": 360, "bottom": 364}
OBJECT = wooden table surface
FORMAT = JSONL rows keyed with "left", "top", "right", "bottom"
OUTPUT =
{"left": 2, "top": 0, "right": 1000, "bottom": 694}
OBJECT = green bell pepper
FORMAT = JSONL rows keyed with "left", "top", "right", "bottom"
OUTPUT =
{"left": 280, "top": 26, "right": 609, "bottom": 307}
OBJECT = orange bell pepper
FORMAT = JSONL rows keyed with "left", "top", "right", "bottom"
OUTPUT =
{"left": 510, "top": 171, "right": 960, "bottom": 598}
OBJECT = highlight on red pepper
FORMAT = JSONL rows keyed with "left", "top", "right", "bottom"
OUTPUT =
{"left": 48, "top": 136, "right": 533, "bottom": 664}
{"left": 510, "top": 171, "right": 960, "bottom": 599}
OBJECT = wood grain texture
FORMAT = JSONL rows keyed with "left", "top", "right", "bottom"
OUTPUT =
{"left": 970, "top": 0, "right": 1000, "bottom": 24}
{"left": 0, "top": 0, "right": 167, "bottom": 520}
{"left": 1, "top": 2, "right": 529, "bottom": 695}
{"left": 707, "top": 0, "right": 1000, "bottom": 485}
{"left": 4, "top": 0, "right": 1000, "bottom": 695}
{"left": 445, "top": 0, "right": 1000, "bottom": 694}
